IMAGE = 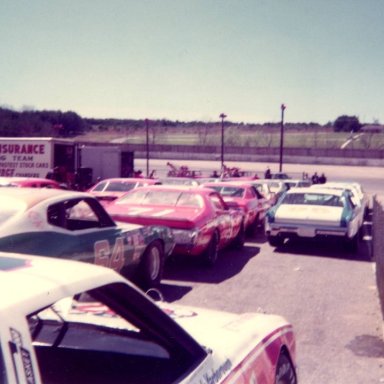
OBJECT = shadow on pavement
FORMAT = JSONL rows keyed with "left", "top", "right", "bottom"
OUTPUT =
{"left": 163, "top": 244, "right": 260, "bottom": 285}
{"left": 273, "top": 231, "right": 372, "bottom": 262}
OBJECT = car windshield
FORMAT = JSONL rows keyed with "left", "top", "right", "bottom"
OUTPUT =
{"left": 118, "top": 190, "right": 204, "bottom": 208}
{"left": 281, "top": 192, "right": 343, "bottom": 207}
{"left": 207, "top": 186, "right": 245, "bottom": 198}
{"left": 105, "top": 181, "right": 136, "bottom": 192}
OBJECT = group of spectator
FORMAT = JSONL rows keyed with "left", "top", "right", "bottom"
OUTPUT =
{"left": 310, "top": 172, "right": 327, "bottom": 184}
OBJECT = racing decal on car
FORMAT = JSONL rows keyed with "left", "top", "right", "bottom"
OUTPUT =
{"left": 150, "top": 209, "right": 175, "bottom": 217}
{"left": 70, "top": 302, "right": 117, "bottom": 318}
{"left": 126, "top": 207, "right": 152, "bottom": 215}
{"left": 161, "top": 307, "right": 198, "bottom": 319}
{"left": 0, "top": 256, "right": 32, "bottom": 271}
{"left": 223, "top": 325, "right": 294, "bottom": 383}
{"left": 199, "top": 359, "right": 232, "bottom": 384}
{"left": 126, "top": 232, "right": 145, "bottom": 262}
{"left": 94, "top": 237, "right": 125, "bottom": 271}
{"left": 9, "top": 327, "right": 36, "bottom": 384}
{"left": 27, "top": 210, "right": 44, "bottom": 230}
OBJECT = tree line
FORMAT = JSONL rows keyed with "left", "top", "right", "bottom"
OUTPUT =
{"left": 0, "top": 106, "right": 366, "bottom": 138}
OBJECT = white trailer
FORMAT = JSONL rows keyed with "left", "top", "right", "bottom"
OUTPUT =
{"left": 0, "top": 138, "right": 134, "bottom": 185}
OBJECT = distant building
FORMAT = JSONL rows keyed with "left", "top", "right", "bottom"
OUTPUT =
{"left": 361, "top": 124, "right": 384, "bottom": 133}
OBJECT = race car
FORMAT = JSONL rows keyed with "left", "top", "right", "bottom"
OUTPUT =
{"left": 265, "top": 186, "right": 362, "bottom": 250}
{"left": 0, "top": 252, "right": 297, "bottom": 384}
{"left": 87, "top": 177, "right": 160, "bottom": 205}
{"left": 0, "top": 187, "right": 175, "bottom": 287}
{"left": 105, "top": 185, "right": 245, "bottom": 266}
{"left": 311, "top": 181, "right": 369, "bottom": 224}
{"left": 200, "top": 181, "right": 265, "bottom": 233}
{"left": 0, "top": 176, "right": 63, "bottom": 189}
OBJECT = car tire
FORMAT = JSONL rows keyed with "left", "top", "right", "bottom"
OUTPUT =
{"left": 232, "top": 223, "right": 245, "bottom": 249}
{"left": 275, "top": 352, "right": 297, "bottom": 384}
{"left": 139, "top": 240, "right": 164, "bottom": 288}
{"left": 203, "top": 231, "right": 219, "bottom": 267}
{"left": 268, "top": 235, "right": 284, "bottom": 247}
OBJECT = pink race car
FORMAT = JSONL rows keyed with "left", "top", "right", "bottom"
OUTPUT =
{"left": 200, "top": 181, "right": 265, "bottom": 234}
{"left": 105, "top": 185, "right": 246, "bottom": 266}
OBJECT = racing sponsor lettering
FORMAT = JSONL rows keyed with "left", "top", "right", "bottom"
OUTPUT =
{"left": 9, "top": 327, "right": 36, "bottom": 384}
{"left": 0, "top": 168, "right": 15, "bottom": 176}
{"left": 126, "top": 232, "right": 144, "bottom": 261}
{"left": 0, "top": 141, "right": 51, "bottom": 178}
{"left": 0, "top": 144, "right": 45, "bottom": 155}
{"left": 94, "top": 237, "right": 125, "bottom": 271}
{"left": 199, "top": 359, "right": 232, "bottom": 384}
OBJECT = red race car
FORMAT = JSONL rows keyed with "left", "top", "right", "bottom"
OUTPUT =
{"left": 105, "top": 185, "right": 245, "bottom": 266}
{"left": 200, "top": 181, "right": 265, "bottom": 234}
{"left": 0, "top": 177, "right": 63, "bottom": 189}
{"left": 87, "top": 177, "right": 160, "bottom": 206}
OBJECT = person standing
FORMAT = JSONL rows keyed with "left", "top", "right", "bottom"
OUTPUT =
{"left": 311, "top": 172, "right": 319, "bottom": 184}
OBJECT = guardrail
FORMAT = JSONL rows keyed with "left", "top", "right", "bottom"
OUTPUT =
{"left": 105, "top": 143, "right": 384, "bottom": 166}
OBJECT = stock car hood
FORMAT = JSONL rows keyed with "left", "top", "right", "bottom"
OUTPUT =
{"left": 108, "top": 205, "right": 205, "bottom": 229}
{"left": 275, "top": 204, "right": 343, "bottom": 226}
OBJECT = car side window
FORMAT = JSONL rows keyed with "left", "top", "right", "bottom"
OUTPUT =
{"left": 48, "top": 199, "right": 113, "bottom": 231}
{"left": 176, "top": 193, "right": 203, "bottom": 208}
{"left": 209, "top": 193, "right": 226, "bottom": 210}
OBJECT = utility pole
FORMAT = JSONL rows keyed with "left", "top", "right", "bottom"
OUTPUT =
{"left": 279, "top": 104, "right": 286, "bottom": 172}
{"left": 145, "top": 119, "right": 149, "bottom": 177}
{"left": 219, "top": 113, "right": 227, "bottom": 170}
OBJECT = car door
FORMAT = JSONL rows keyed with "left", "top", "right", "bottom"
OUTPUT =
{"left": 208, "top": 192, "right": 237, "bottom": 247}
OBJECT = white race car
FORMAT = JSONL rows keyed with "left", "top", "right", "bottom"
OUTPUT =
{"left": 265, "top": 187, "right": 362, "bottom": 250}
{"left": 0, "top": 252, "right": 297, "bottom": 384}
{"left": 311, "top": 181, "right": 369, "bottom": 225}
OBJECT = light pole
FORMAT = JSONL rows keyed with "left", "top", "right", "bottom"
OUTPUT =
{"left": 145, "top": 119, "right": 149, "bottom": 177}
{"left": 279, "top": 104, "right": 286, "bottom": 172}
{"left": 219, "top": 113, "right": 227, "bottom": 170}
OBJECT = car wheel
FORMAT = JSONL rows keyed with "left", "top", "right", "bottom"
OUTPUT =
{"left": 268, "top": 235, "right": 284, "bottom": 247}
{"left": 275, "top": 352, "right": 297, "bottom": 384}
{"left": 139, "top": 241, "right": 164, "bottom": 288}
{"left": 203, "top": 231, "right": 219, "bottom": 267}
{"left": 232, "top": 223, "right": 245, "bottom": 249}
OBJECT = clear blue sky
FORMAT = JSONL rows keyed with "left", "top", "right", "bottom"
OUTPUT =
{"left": 1, "top": 0, "right": 383, "bottom": 124}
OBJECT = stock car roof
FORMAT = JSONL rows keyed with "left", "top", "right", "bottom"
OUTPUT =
{"left": 0, "top": 187, "right": 93, "bottom": 208}
{"left": 0, "top": 252, "right": 122, "bottom": 313}
{"left": 286, "top": 187, "right": 344, "bottom": 196}
{"left": 92, "top": 177, "right": 158, "bottom": 184}
{"left": 201, "top": 181, "right": 250, "bottom": 188}
{"left": 125, "top": 184, "right": 216, "bottom": 195}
